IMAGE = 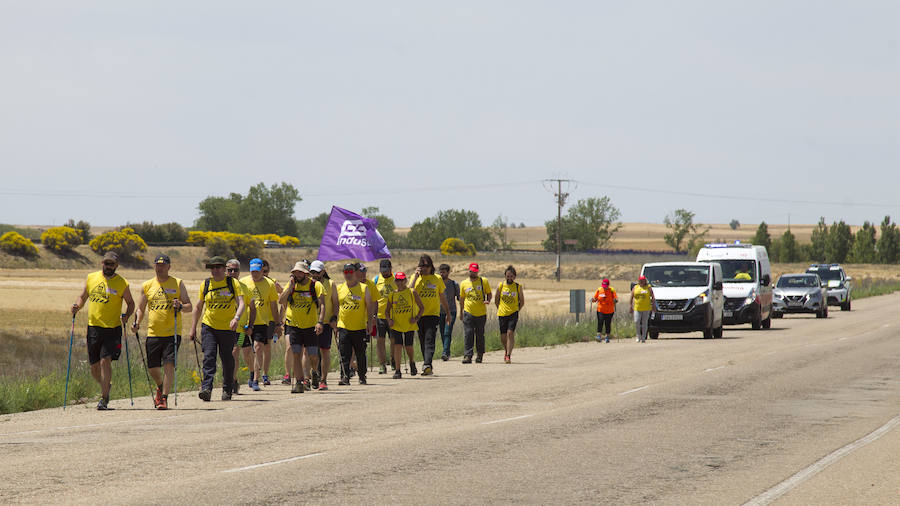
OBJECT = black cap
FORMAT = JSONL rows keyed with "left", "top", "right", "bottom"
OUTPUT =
{"left": 343, "top": 263, "right": 357, "bottom": 272}
{"left": 380, "top": 259, "right": 392, "bottom": 269}
{"left": 206, "top": 256, "right": 227, "bottom": 268}
{"left": 154, "top": 254, "right": 171, "bottom": 265}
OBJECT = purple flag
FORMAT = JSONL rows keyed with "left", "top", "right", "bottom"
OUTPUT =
{"left": 317, "top": 206, "right": 391, "bottom": 261}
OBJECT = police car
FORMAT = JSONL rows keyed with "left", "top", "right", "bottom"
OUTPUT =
{"left": 806, "top": 264, "right": 852, "bottom": 311}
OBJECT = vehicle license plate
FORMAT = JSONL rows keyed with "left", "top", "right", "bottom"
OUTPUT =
{"left": 723, "top": 310, "right": 733, "bottom": 317}
{"left": 661, "top": 314, "right": 683, "bottom": 321}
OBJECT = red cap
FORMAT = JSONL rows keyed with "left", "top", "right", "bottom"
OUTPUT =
{"left": 602, "top": 279, "right": 610, "bottom": 286}
{"left": 638, "top": 275, "right": 647, "bottom": 281}
{"left": 394, "top": 271, "right": 407, "bottom": 280}
{"left": 468, "top": 262, "right": 479, "bottom": 273}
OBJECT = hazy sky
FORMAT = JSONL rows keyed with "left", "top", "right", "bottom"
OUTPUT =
{"left": 2, "top": 2, "right": 899, "bottom": 229}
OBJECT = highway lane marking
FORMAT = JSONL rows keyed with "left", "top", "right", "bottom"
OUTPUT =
{"left": 618, "top": 385, "right": 649, "bottom": 396}
{"left": 743, "top": 413, "right": 900, "bottom": 506}
{"left": 704, "top": 365, "right": 726, "bottom": 373}
{"left": 482, "top": 414, "right": 534, "bottom": 425}
{"left": 837, "top": 337, "right": 848, "bottom": 341}
{"left": 221, "top": 452, "right": 325, "bottom": 473}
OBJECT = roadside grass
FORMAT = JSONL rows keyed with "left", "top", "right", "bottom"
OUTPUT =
{"left": 848, "top": 277, "right": 900, "bottom": 300}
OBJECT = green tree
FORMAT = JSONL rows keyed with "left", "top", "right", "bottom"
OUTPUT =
{"left": 847, "top": 221, "right": 877, "bottom": 263}
{"left": 542, "top": 197, "right": 622, "bottom": 251}
{"left": 806, "top": 217, "right": 828, "bottom": 262}
{"left": 407, "top": 209, "right": 496, "bottom": 251}
{"left": 491, "top": 215, "right": 513, "bottom": 250}
{"left": 361, "top": 206, "right": 404, "bottom": 249}
{"left": 877, "top": 216, "right": 900, "bottom": 264}
{"left": 751, "top": 222, "right": 772, "bottom": 250}
{"left": 125, "top": 222, "right": 188, "bottom": 243}
{"left": 663, "top": 209, "right": 710, "bottom": 254}
{"left": 729, "top": 219, "right": 740, "bottom": 230}
{"left": 195, "top": 182, "right": 301, "bottom": 235}
{"left": 825, "top": 220, "right": 852, "bottom": 263}
{"left": 64, "top": 219, "right": 92, "bottom": 244}
{"left": 772, "top": 228, "right": 800, "bottom": 262}
{"left": 295, "top": 212, "right": 330, "bottom": 246}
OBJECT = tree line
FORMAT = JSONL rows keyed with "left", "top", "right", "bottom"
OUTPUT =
{"left": 750, "top": 217, "right": 900, "bottom": 264}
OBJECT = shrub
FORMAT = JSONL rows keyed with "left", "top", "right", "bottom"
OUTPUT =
{"left": 440, "top": 237, "right": 476, "bottom": 256}
{"left": 186, "top": 230, "right": 211, "bottom": 246}
{"left": 63, "top": 219, "right": 91, "bottom": 243}
{"left": 89, "top": 227, "right": 148, "bottom": 261}
{"left": 41, "top": 226, "right": 83, "bottom": 253}
{"left": 256, "top": 233, "right": 301, "bottom": 247}
{"left": 0, "top": 231, "right": 38, "bottom": 257}
{"left": 205, "top": 236, "right": 233, "bottom": 259}
{"left": 229, "top": 233, "right": 263, "bottom": 261}
{"left": 125, "top": 222, "right": 188, "bottom": 243}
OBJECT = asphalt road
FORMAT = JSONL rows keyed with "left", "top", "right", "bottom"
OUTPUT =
{"left": 2, "top": 294, "right": 899, "bottom": 505}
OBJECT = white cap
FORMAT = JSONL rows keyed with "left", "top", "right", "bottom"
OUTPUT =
{"left": 309, "top": 260, "right": 326, "bottom": 273}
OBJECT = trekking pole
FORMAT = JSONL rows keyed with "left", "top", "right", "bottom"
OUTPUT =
{"left": 63, "top": 313, "right": 76, "bottom": 410}
{"left": 133, "top": 330, "right": 155, "bottom": 398}
{"left": 122, "top": 314, "right": 134, "bottom": 406}
{"left": 173, "top": 307, "right": 178, "bottom": 407}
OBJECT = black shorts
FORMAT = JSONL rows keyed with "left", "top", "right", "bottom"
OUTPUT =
{"left": 86, "top": 326, "right": 122, "bottom": 365}
{"left": 287, "top": 325, "right": 318, "bottom": 354}
{"left": 251, "top": 324, "right": 271, "bottom": 344}
{"left": 376, "top": 318, "right": 390, "bottom": 338}
{"left": 235, "top": 331, "right": 253, "bottom": 348}
{"left": 389, "top": 329, "right": 415, "bottom": 346}
{"left": 146, "top": 336, "right": 182, "bottom": 368}
{"left": 499, "top": 312, "right": 519, "bottom": 333}
{"left": 318, "top": 327, "right": 333, "bottom": 350}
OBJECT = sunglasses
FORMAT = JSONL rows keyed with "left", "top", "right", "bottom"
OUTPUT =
{"left": 343, "top": 270, "right": 355, "bottom": 275}
{"left": 226, "top": 268, "right": 239, "bottom": 273}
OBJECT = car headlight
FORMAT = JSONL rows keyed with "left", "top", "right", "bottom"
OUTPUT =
{"left": 744, "top": 291, "right": 756, "bottom": 306}
{"left": 774, "top": 293, "right": 783, "bottom": 299}
{"left": 694, "top": 291, "right": 709, "bottom": 305}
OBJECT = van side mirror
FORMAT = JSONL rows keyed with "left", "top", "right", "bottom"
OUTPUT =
{"left": 714, "top": 281, "right": 723, "bottom": 291}
{"left": 846, "top": 276, "right": 853, "bottom": 282}
{"left": 761, "top": 274, "right": 771, "bottom": 285}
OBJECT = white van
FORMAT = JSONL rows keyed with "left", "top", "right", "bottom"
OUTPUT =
{"left": 696, "top": 242, "right": 773, "bottom": 329}
{"left": 641, "top": 262, "right": 724, "bottom": 339}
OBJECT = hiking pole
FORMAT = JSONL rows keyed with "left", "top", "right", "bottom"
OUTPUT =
{"left": 133, "top": 330, "right": 155, "bottom": 399}
{"left": 172, "top": 308, "right": 178, "bottom": 407}
{"left": 63, "top": 313, "right": 76, "bottom": 410}
{"left": 122, "top": 314, "right": 134, "bottom": 406}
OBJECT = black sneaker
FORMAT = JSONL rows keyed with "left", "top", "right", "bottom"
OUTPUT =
{"left": 441, "top": 354, "right": 449, "bottom": 361}
{"left": 96, "top": 397, "right": 109, "bottom": 410}
{"left": 291, "top": 382, "right": 304, "bottom": 394}
{"left": 199, "top": 389, "right": 211, "bottom": 402}
{"left": 233, "top": 380, "right": 240, "bottom": 395}
{"left": 338, "top": 377, "right": 350, "bottom": 386}
{"left": 349, "top": 367, "right": 356, "bottom": 378}
{"left": 410, "top": 362, "right": 418, "bottom": 376}
{"left": 311, "top": 370, "right": 320, "bottom": 388}
{"left": 462, "top": 356, "right": 472, "bottom": 364}
{"left": 421, "top": 365, "right": 433, "bottom": 376}
{"left": 393, "top": 370, "right": 402, "bottom": 379}
{"left": 379, "top": 364, "right": 387, "bottom": 375}
{"left": 358, "top": 376, "right": 367, "bottom": 385}
{"left": 222, "top": 390, "right": 232, "bottom": 401}
{"left": 475, "top": 355, "right": 483, "bottom": 363}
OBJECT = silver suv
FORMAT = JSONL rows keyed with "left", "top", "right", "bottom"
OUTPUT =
{"left": 772, "top": 273, "right": 828, "bottom": 318}
{"left": 806, "top": 264, "right": 852, "bottom": 311}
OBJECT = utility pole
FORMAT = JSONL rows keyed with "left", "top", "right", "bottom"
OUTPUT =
{"left": 544, "top": 178, "right": 573, "bottom": 282}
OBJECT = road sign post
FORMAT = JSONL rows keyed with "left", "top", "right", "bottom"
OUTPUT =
{"left": 569, "top": 289, "right": 585, "bottom": 323}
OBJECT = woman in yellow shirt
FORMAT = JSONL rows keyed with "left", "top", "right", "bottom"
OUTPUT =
{"left": 384, "top": 272, "right": 424, "bottom": 379}
{"left": 494, "top": 265, "right": 524, "bottom": 364}
{"left": 630, "top": 275, "right": 656, "bottom": 343}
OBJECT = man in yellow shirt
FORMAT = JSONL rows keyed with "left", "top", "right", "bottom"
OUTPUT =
{"left": 227, "top": 259, "right": 255, "bottom": 394}
{"left": 373, "top": 259, "right": 398, "bottom": 375}
{"left": 241, "top": 258, "right": 282, "bottom": 389}
{"left": 331, "top": 263, "right": 375, "bottom": 385}
{"left": 309, "top": 260, "right": 336, "bottom": 390}
{"left": 458, "top": 262, "right": 491, "bottom": 364}
{"left": 189, "top": 256, "right": 246, "bottom": 401}
{"left": 132, "top": 254, "right": 192, "bottom": 410}
{"left": 71, "top": 251, "right": 135, "bottom": 410}
{"left": 279, "top": 261, "right": 326, "bottom": 393}
{"left": 408, "top": 254, "right": 451, "bottom": 375}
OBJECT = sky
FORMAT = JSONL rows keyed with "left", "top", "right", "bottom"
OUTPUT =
{"left": 2, "top": 1, "right": 900, "bottom": 229}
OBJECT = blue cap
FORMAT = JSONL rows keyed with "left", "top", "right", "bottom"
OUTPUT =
{"left": 249, "top": 258, "right": 263, "bottom": 272}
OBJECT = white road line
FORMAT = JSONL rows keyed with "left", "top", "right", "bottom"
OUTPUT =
{"left": 837, "top": 337, "right": 848, "bottom": 341}
{"left": 743, "top": 414, "right": 900, "bottom": 506}
{"left": 704, "top": 366, "right": 726, "bottom": 373}
{"left": 221, "top": 452, "right": 325, "bottom": 473}
{"left": 618, "top": 385, "right": 649, "bottom": 396}
{"left": 482, "top": 414, "right": 534, "bottom": 425}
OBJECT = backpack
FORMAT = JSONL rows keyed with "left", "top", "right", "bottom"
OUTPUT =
{"left": 287, "top": 278, "right": 319, "bottom": 311}
{"left": 203, "top": 276, "right": 237, "bottom": 302}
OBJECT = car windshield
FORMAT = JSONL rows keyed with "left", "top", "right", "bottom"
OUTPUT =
{"left": 718, "top": 260, "right": 757, "bottom": 283}
{"left": 643, "top": 265, "right": 710, "bottom": 287}
{"left": 807, "top": 268, "right": 842, "bottom": 282}
{"left": 777, "top": 275, "right": 819, "bottom": 288}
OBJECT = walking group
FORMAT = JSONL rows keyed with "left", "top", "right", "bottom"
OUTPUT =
{"left": 69, "top": 252, "right": 529, "bottom": 409}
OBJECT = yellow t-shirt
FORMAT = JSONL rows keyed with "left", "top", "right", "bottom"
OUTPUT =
{"left": 375, "top": 275, "right": 398, "bottom": 319}
{"left": 142, "top": 276, "right": 183, "bottom": 337}
{"left": 413, "top": 274, "right": 446, "bottom": 317}
{"left": 284, "top": 279, "right": 324, "bottom": 329}
{"left": 632, "top": 284, "right": 653, "bottom": 312}
{"left": 320, "top": 278, "right": 336, "bottom": 321}
{"left": 388, "top": 288, "right": 418, "bottom": 333}
{"left": 459, "top": 277, "right": 491, "bottom": 317}
{"left": 497, "top": 281, "right": 521, "bottom": 317}
{"left": 735, "top": 272, "right": 752, "bottom": 280}
{"left": 336, "top": 282, "right": 369, "bottom": 331}
{"left": 85, "top": 271, "right": 129, "bottom": 328}
{"left": 240, "top": 275, "right": 278, "bottom": 325}
{"left": 198, "top": 277, "right": 242, "bottom": 331}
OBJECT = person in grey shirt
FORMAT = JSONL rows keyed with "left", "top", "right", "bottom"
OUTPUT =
{"left": 438, "top": 263, "right": 459, "bottom": 361}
